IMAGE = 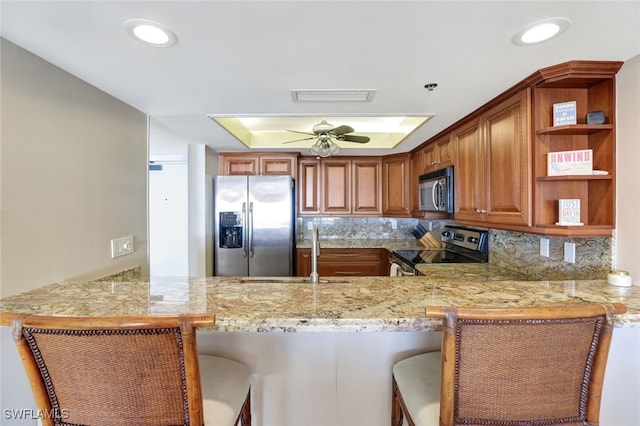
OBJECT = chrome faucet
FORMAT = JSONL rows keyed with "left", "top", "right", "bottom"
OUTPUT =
{"left": 310, "top": 224, "right": 320, "bottom": 283}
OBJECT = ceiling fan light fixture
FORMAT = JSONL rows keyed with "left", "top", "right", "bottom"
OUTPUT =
{"left": 512, "top": 17, "right": 570, "bottom": 46}
{"left": 310, "top": 140, "right": 340, "bottom": 157}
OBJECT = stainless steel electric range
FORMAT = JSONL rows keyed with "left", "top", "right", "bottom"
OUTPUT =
{"left": 390, "top": 225, "right": 489, "bottom": 275}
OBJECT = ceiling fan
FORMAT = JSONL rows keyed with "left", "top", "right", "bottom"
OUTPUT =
{"left": 283, "top": 119, "right": 370, "bottom": 157}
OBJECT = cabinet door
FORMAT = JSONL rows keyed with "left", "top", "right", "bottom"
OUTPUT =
{"left": 453, "top": 117, "right": 484, "bottom": 222}
{"left": 298, "top": 159, "right": 321, "bottom": 215}
{"left": 260, "top": 154, "right": 296, "bottom": 177}
{"left": 221, "top": 155, "right": 259, "bottom": 175}
{"left": 321, "top": 160, "right": 351, "bottom": 215}
{"left": 483, "top": 89, "right": 531, "bottom": 226}
{"left": 296, "top": 249, "right": 311, "bottom": 277}
{"left": 382, "top": 154, "right": 411, "bottom": 217}
{"left": 352, "top": 159, "right": 382, "bottom": 215}
{"left": 435, "top": 135, "right": 454, "bottom": 168}
{"left": 422, "top": 143, "right": 438, "bottom": 173}
{"left": 410, "top": 149, "right": 425, "bottom": 217}
{"left": 423, "top": 134, "right": 453, "bottom": 173}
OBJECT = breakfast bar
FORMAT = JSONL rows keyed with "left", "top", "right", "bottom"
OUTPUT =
{"left": 1, "top": 272, "right": 639, "bottom": 426}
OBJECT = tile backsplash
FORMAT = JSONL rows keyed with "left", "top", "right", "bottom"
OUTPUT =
{"left": 297, "top": 217, "right": 447, "bottom": 241}
{"left": 489, "top": 229, "right": 612, "bottom": 280}
{"left": 298, "top": 217, "right": 612, "bottom": 280}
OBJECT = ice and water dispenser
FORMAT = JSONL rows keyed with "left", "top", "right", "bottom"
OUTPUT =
{"left": 219, "top": 212, "right": 243, "bottom": 248}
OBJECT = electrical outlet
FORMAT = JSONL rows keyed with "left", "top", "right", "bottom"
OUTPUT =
{"left": 111, "top": 236, "right": 134, "bottom": 259}
{"left": 540, "top": 238, "right": 550, "bottom": 257}
{"left": 563, "top": 242, "right": 576, "bottom": 263}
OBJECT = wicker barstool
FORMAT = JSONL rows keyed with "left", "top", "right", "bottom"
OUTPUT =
{"left": 391, "top": 303, "right": 626, "bottom": 426}
{"left": 6, "top": 313, "right": 251, "bottom": 426}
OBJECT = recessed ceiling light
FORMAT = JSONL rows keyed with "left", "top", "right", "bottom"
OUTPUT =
{"left": 512, "top": 17, "right": 570, "bottom": 46}
{"left": 124, "top": 19, "right": 177, "bottom": 47}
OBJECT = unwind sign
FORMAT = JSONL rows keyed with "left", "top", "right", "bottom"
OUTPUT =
{"left": 547, "top": 149, "right": 593, "bottom": 176}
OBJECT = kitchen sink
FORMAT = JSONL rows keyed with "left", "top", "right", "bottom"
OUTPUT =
{"left": 237, "top": 278, "right": 348, "bottom": 284}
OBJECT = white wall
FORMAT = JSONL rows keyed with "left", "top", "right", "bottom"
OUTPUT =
{"left": 0, "top": 38, "right": 148, "bottom": 297}
{"left": 0, "top": 38, "right": 148, "bottom": 425}
{"left": 615, "top": 54, "right": 640, "bottom": 286}
{"left": 187, "top": 145, "right": 218, "bottom": 277}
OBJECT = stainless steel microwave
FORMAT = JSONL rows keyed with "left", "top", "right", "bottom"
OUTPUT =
{"left": 418, "top": 166, "right": 454, "bottom": 213}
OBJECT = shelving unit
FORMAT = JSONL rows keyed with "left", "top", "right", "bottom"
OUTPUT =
{"left": 531, "top": 61, "right": 622, "bottom": 237}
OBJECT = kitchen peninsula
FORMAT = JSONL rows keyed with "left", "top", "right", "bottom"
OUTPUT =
{"left": 1, "top": 274, "right": 639, "bottom": 426}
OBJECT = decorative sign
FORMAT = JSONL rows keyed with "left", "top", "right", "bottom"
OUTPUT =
{"left": 547, "top": 149, "right": 593, "bottom": 176}
{"left": 553, "top": 101, "right": 577, "bottom": 126}
{"left": 557, "top": 199, "right": 583, "bottom": 226}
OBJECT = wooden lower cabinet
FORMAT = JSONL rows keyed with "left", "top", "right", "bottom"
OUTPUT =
{"left": 296, "top": 248, "right": 388, "bottom": 277}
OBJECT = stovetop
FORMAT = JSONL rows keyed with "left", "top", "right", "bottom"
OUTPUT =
{"left": 393, "top": 225, "right": 489, "bottom": 266}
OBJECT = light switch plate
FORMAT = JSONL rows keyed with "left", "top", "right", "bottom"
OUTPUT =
{"left": 540, "top": 238, "right": 550, "bottom": 257}
{"left": 111, "top": 236, "right": 134, "bottom": 258}
{"left": 564, "top": 242, "right": 576, "bottom": 263}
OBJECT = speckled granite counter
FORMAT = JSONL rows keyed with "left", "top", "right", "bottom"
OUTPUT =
{"left": 1, "top": 275, "right": 637, "bottom": 331}
{"left": 297, "top": 238, "right": 425, "bottom": 250}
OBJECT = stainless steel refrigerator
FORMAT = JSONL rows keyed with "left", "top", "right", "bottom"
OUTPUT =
{"left": 214, "top": 175, "right": 295, "bottom": 276}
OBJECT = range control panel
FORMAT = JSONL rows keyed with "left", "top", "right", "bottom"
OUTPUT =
{"left": 440, "top": 225, "right": 488, "bottom": 254}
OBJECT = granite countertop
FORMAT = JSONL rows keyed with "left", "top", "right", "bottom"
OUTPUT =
{"left": 1, "top": 272, "right": 637, "bottom": 332}
{"left": 296, "top": 238, "right": 426, "bottom": 250}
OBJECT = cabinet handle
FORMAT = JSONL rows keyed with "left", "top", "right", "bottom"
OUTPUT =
{"left": 476, "top": 208, "right": 488, "bottom": 214}
{"left": 431, "top": 161, "right": 439, "bottom": 165}
{"left": 335, "top": 271, "right": 363, "bottom": 275}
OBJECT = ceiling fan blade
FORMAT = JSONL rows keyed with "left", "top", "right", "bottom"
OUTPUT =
{"left": 339, "top": 134, "right": 370, "bottom": 143}
{"left": 330, "top": 125, "right": 355, "bottom": 135}
{"left": 282, "top": 136, "right": 317, "bottom": 144}
{"left": 287, "top": 129, "right": 316, "bottom": 136}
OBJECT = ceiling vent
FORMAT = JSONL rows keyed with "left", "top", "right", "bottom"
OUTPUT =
{"left": 290, "top": 89, "right": 376, "bottom": 102}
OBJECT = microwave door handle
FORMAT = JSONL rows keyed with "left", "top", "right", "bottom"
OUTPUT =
{"left": 431, "top": 181, "right": 440, "bottom": 211}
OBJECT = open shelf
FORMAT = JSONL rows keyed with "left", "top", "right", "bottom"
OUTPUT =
{"left": 536, "top": 175, "right": 612, "bottom": 182}
{"left": 534, "top": 224, "right": 613, "bottom": 237}
{"left": 536, "top": 124, "right": 612, "bottom": 135}
{"left": 531, "top": 62, "right": 619, "bottom": 237}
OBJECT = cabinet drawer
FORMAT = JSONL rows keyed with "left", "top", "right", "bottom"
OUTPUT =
{"left": 296, "top": 248, "right": 386, "bottom": 276}
{"left": 320, "top": 250, "right": 380, "bottom": 262}
{"left": 319, "top": 263, "right": 381, "bottom": 276}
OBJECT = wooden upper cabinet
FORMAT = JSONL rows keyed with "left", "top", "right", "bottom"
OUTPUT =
{"left": 297, "top": 156, "right": 382, "bottom": 216}
{"left": 260, "top": 155, "right": 297, "bottom": 176}
{"left": 483, "top": 89, "right": 531, "bottom": 226}
{"left": 423, "top": 134, "right": 454, "bottom": 174}
{"left": 409, "top": 149, "right": 425, "bottom": 218}
{"left": 453, "top": 89, "right": 530, "bottom": 227}
{"left": 221, "top": 155, "right": 259, "bottom": 175}
{"left": 298, "top": 158, "right": 321, "bottom": 215}
{"left": 453, "top": 117, "right": 484, "bottom": 222}
{"left": 322, "top": 159, "right": 351, "bottom": 215}
{"left": 352, "top": 159, "right": 382, "bottom": 215}
{"left": 220, "top": 153, "right": 297, "bottom": 177}
{"left": 382, "top": 154, "right": 411, "bottom": 217}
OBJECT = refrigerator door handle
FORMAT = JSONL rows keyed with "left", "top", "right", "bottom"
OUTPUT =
{"left": 241, "top": 202, "right": 247, "bottom": 258}
{"left": 248, "top": 202, "right": 254, "bottom": 258}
